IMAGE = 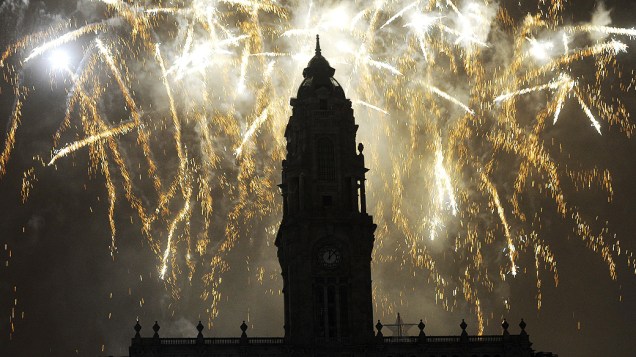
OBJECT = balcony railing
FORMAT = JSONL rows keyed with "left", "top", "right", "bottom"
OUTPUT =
{"left": 382, "top": 335, "right": 517, "bottom": 344}
{"left": 133, "top": 337, "right": 285, "bottom": 346}
{"left": 137, "top": 335, "right": 517, "bottom": 346}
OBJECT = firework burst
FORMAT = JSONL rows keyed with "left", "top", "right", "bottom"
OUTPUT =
{"left": 1, "top": 0, "right": 635, "bottom": 339}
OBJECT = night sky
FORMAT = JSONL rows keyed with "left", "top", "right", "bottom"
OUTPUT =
{"left": 1, "top": 1, "right": 636, "bottom": 356}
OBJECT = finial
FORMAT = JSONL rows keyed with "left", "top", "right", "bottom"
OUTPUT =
{"left": 358, "top": 143, "right": 364, "bottom": 154}
{"left": 315, "top": 34, "right": 321, "bottom": 56}
{"left": 197, "top": 321, "right": 204, "bottom": 338}
{"left": 240, "top": 321, "right": 248, "bottom": 343}
{"left": 417, "top": 319, "right": 427, "bottom": 343}
{"left": 152, "top": 321, "right": 160, "bottom": 339}
{"left": 134, "top": 319, "right": 142, "bottom": 338}
{"left": 502, "top": 318, "right": 510, "bottom": 336}
{"left": 519, "top": 318, "right": 527, "bottom": 335}
{"left": 459, "top": 319, "right": 469, "bottom": 341}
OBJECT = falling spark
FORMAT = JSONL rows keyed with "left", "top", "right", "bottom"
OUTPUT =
{"left": 566, "top": 24, "right": 636, "bottom": 38}
{"left": 494, "top": 74, "right": 574, "bottom": 103}
{"left": 23, "top": 23, "right": 104, "bottom": 64}
{"left": 366, "top": 57, "right": 403, "bottom": 76}
{"left": 434, "top": 145, "right": 457, "bottom": 216}
{"left": 562, "top": 33, "right": 570, "bottom": 54}
{"left": 574, "top": 92, "right": 602, "bottom": 135}
{"left": 160, "top": 195, "right": 192, "bottom": 280}
{"left": 427, "top": 85, "right": 474, "bottom": 115}
{"left": 353, "top": 100, "right": 389, "bottom": 115}
{"left": 235, "top": 108, "right": 269, "bottom": 157}
{"left": 380, "top": 2, "right": 418, "bottom": 29}
{"left": 481, "top": 173, "right": 517, "bottom": 277}
{"left": 48, "top": 121, "right": 138, "bottom": 166}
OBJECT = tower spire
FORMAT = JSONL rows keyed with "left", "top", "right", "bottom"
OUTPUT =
{"left": 278, "top": 34, "right": 376, "bottom": 346}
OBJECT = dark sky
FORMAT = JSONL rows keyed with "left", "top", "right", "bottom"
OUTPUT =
{"left": 1, "top": 1, "right": 636, "bottom": 356}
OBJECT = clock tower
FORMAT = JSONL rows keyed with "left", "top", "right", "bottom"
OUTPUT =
{"left": 275, "top": 36, "right": 377, "bottom": 348}
{"left": 128, "top": 35, "right": 557, "bottom": 357}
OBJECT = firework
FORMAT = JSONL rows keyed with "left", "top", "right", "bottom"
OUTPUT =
{"left": 1, "top": 0, "right": 635, "bottom": 340}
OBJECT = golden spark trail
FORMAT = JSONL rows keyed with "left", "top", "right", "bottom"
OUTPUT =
{"left": 0, "top": 22, "right": 69, "bottom": 68}
{"left": 235, "top": 108, "right": 269, "bottom": 157}
{"left": 95, "top": 39, "right": 133, "bottom": 105}
{"left": 404, "top": 13, "right": 442, "bottom": 36}
{"left": 566, "top": 24, "right": 636, "bottom": 38}
{"left": 481, "top": 173, "right": 517, "bottom": 277}
{"left": 144, "top": 8, "right": 180, "bottom": 15}
{"left": 427, "top": 85, "right": 474, "bottom": 115}
{"left": 56, "top": 54, "right": 149, "bottom": 254}
{"left": 48, "top": 121, "right": 138, "bottom": 166}
{"left": 155, "top": 44, "right": 188, "bottom": 180}
{"left": 23, "top": 23, "right": 104, "bottom": 63}
{"left": 250, "top": 52, "right": 288, "bottom": 57}
{"left": 562, "top": 33, "right": 570, "bottom": 55}
{"left": 219, "top": 34, "right": 251, "bottom": 47}
{"left": 160, "top": 192, "right": 192, "bottom": 280}
{"left": 534, "top": 243, "right": 542, "bottom": 310}
{"left": 237, "top": 44, "right": 250, "bottom": 94}
{"left": 574, "top": 91, "right": 602, "bottom": 135}
{"left": 305, "top": 1, "right": 313, "bottom": 28}
{"left": 21, "top": 168, "right": 36, "bottom": 203}
{"left": 155, "top": 43, "right": 194, "bottom": 278}
{"left": 441, "top": 0, "right": 490, "bottom": 48}
{"left": 174, "top": 24, "right": 194, "bottom": 74}
{"left": 494, "top": 74, "right": 574, "bottom": 103}
{"left": 96, "top": 38, "right": 161, "bottom": 191}
{"left": 103, "top": 157, "right": 118, "bottom": 256}
{"left": 366, "top": 57, "right": 402, "bottom": 76}
{"left": 282, "top": 29, "right": 314, "bottom": 38}
{"left": 439, "top": 24, "right": 490, "bottom": 48}
{"left": 524, "top": 40, "right": 627, "bottom": 83}
{"left": 166, "top": 33, "right": 252, "bottom": 78}
{"left": 350, "top": 9, "right": 368, "bottom": 30}
{"left": 572, "top": 212, "right": 616, "bottom": 279}
{"left": 433, "top": 145, "right": 457, "bottom": 216}
{"left": 494, "top": 74, "right": 597, "bottom": 132}
{"left": 445, "top": 0, "right": 461, "bottom": 16}
{"left": 0, "top": 86, "right": 24, "bottom": 177}
{"left": 553, "top": 85, "right": 569, "bottom": 125}
{"left": 353, "top": 100, "right": 389, "bottom": 115}
{"left": 380, "top": 2, "right": 418, "bottom": 29}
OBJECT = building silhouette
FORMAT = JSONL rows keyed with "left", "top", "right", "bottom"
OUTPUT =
{"left": 127, "top": 36, "right": 557, "bottom": 357}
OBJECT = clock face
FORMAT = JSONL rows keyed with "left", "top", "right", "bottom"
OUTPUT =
{"left": 318, "top": 246, "right": 341, "bottom": 269}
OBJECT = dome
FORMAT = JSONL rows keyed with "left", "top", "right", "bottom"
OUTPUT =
{"left": 296, "top": 35, "right": 346, "bottom": 100}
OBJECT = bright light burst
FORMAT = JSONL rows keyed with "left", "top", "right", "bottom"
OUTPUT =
{"left": 1, "top": 0, "right": 636, "bottom": 337}
{"left": 48, "top": 50, "right": 71, "bottom": 71}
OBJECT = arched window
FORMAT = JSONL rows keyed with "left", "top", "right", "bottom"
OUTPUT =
{"left": 317, "top": 138, "right": 335, "bottom": 181}
{"left": 313, "top": 277, "right": 349, "bottom": 341}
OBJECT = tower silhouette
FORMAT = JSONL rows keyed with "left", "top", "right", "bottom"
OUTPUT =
{"left": 126, "top": 36, "right": 557, "bottom": 357}
{"left": 276, "top": 35, "right": 376, "bottom": 346}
